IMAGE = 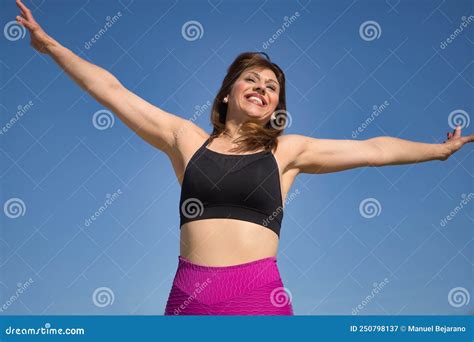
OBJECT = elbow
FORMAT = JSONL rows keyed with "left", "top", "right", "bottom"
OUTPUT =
{"left": 365, "top": 138, "right": 386, "bottom": 167}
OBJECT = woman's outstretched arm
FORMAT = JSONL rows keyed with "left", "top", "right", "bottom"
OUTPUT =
{"left": 288, "top": 126, "right": 473, "bottom": 174}
{"left": 15, "top": 0, "right": 192, "bottom": 154}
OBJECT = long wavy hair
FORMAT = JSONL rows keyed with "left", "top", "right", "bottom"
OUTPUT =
{"left": 209, "top": 52, "right": 287, "bottom": 153}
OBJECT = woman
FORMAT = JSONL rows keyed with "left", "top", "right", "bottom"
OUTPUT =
{"left": 14, "top": 0, "right": 473, "bottom": 315}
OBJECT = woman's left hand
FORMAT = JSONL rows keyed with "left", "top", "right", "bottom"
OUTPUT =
{"left": 441, "top": 125, "right": 474, "bottom": 160}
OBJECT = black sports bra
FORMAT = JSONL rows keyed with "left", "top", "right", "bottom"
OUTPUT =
{"left": 179, "top": 136, "right": 284, "bottom": 237}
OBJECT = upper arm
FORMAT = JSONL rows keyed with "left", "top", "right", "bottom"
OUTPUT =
{"left": 287, "top": 134, "right": 382, "bottom": 174}
{"left": 103, "top": 84, "right": 197, "bottom": 154}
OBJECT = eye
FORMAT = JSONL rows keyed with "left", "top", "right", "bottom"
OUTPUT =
{"left": 267, "top": 85, "right": 276, "bottom": 91}
{"left": 246, "top": 77, "right": 256, "bottom": 82}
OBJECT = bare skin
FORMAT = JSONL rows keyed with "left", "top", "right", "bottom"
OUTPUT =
{"left": 15, "top": 0, "right": 474, "bottom": 266}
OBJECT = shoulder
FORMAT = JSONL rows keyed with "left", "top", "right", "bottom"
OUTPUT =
{"left": 166, "top": 118, "right": 208, "bottom": 161}
{"left": 273, "top": 134, "right": 308, "bottom": 173}
{"left": 276, "top": 134, "right": 306, "bottom": 145}
{"left": 172, "top": 118, "right": 209, "bottom": 143}
{"left": 275, "top": 134, "right": 308, "bottom": 154}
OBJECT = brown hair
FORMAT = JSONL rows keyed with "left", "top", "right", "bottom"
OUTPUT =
{"left": 209, "top": 52, "right": 287, "bottom": 153}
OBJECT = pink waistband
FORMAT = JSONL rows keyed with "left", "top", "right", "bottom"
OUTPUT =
{"left": 178, "top": 255, "right": 277, "bottom": 272}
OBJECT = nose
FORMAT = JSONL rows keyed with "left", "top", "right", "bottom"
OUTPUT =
{"left": 253, "top": 84, "right": 266, "bottom": 95}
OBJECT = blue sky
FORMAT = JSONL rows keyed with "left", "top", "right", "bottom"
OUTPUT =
{"left": 0, "top": 0, "right": 473, "bottom": 315}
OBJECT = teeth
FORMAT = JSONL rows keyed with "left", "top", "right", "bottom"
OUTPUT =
{"left": 247, "top": 96, "right": 263, "bottom": 106}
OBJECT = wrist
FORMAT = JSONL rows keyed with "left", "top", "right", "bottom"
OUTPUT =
{"left": 436, "top": 143, "right": 450, "bottom": 161}
{"left": 44, "top": 36, "right": 60, "bottom": 55}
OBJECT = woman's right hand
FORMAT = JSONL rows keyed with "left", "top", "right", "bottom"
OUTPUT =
{"left": 15, "top": 0, "right": 55, "bottom": 54}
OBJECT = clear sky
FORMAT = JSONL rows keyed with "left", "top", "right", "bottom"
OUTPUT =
{"left": 0, "top": 0, "right": 472, "bottom": 315}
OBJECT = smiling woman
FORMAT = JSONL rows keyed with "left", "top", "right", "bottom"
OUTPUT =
{"left": 207, "top": 51, "right": 288, "bottom": 154}
{"left": 13, "top": 0, "right": 474, "bottom": 317}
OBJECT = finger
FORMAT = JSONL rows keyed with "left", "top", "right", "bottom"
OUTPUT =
{"left": 448, "top": 132, "right": 453, "bottom": 139}
{"left": 15, "top": 15, "right": 33, "bottom": 30}
{"left": 459, "top": 135, "right": 474, "bottom": 145}
{"left": 453, "top": 125, "right": 462, "bottom": 138}
{"left": 16, "top": 2, "right": 27, "bottom": 18}
{"left": 16, "top": 0, "right": 34, "bottom": 21}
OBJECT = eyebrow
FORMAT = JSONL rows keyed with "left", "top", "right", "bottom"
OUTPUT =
{"left": 246, "top": 71, "right": 279, "bottom": 86}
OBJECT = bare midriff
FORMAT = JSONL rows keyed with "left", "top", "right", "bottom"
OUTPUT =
{"left": 180, "top": 218, "right": 279, "bottom": 267}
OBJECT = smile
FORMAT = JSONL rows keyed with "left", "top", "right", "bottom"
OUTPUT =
{"left": 244, "top": 94, "right": 267, "bottom": 107}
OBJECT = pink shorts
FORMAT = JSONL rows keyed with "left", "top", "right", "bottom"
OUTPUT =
{"left": 164, "top": 255, "right": 294, "bottom": 315}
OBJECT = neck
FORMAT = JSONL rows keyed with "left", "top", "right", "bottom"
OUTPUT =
{"left": 221, "top": 120, "right": 247, "bottom": 141}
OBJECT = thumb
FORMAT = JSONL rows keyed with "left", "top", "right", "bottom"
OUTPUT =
{"left": 453, "top": 125, "right": 462, "bottom": 138}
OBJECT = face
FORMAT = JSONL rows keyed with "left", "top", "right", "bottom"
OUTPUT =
{"left": 226, "top": 67, "right": 280, "bottom": 123}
